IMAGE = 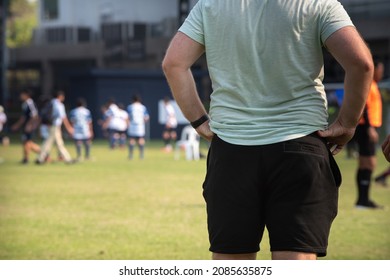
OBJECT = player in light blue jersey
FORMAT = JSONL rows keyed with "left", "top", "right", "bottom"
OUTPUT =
{"left": 69, "top": 98, "right": 93, "bottom": 160}
{"left": 103, "top": 99, "right": 129, "bottom": 149}
{"left": 127, "top": 95, "right": 150, "bottom": 159}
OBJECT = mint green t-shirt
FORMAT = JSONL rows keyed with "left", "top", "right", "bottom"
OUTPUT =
{"left": 179, "top": 0, "right": 353, "bottom": 145}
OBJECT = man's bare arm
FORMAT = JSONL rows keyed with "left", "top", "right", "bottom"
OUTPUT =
{"left": 318, "top": 26, "right": 374, "bottom": 154}
{"left": 162, "top": 32, "right": 214, "bottom": 141}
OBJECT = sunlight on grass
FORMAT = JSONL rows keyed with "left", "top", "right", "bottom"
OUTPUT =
{"left": 0, "top": 140, "right": 389, "bottom": 260}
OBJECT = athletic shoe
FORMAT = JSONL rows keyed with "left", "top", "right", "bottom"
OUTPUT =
{"left": 20, "top": 158, "right": 29, "bottom": 165}
{"left": 35, "top": 159, "right": 44, "bottom": 165}
{"left": 374, "top": 176, "right": 387, "bottom": 187}
{"left": 44, "top": 154, "right": 51, "bottom": 163}
{"left": 162, "top": 145, "right": 173, "bottom": 153}
{"left": 356, "top": 200, "right": 384, "bottom": 210}
{"left": 65, "top": 159, "right": 78, "bottom": 165}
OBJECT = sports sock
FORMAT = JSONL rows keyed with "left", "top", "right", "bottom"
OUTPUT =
{"left": 129, "top": 144, "right": 135, "bottom": 159}
{"left": 76, "top": 142, "right": 82, "bottom": 158}
{"left": 85, "top": 141, "right": 91, "bottom": 159}
{"left": 139, "top": 144, "right": 144, "bottom": 159}
{"left": 376, "top": 167, "right": 390, "bottom": 180}
{"left": 356, "top": 168, "right": 372, "bottom": 205}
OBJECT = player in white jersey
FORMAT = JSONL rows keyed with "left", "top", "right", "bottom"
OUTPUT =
{"left": 162, "top": 96, "right": 178, "bottom": 152}
{"left": 103, "top": 99, "right": 129, "bottom": 149}
{"left": 69, "top": 98, "right": 93, "bottom": 160}
{"left": 127, "top": 95, "right": 150, "bottom": 159}
{"left": 118, "top": 105, "right": 129, "bottom": 148}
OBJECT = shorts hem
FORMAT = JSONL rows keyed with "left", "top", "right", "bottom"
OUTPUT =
{"left": 210, "top": 247, "right": 260, "bottom": 255}
{"left": 271, "top": 247, "right": 327, "bottom": 257}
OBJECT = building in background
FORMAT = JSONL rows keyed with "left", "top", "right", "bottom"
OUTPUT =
{"left": 4, "top": 0, "right": 390, "bottom": 138}
{"left": 6, "top": 0, "right": 204, "bottom": 139}
{"left": 8, "top": 0, "right": 198, "bottom": 97}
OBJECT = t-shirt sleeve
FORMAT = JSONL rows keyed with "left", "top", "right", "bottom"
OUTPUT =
{"left": 178, "top": 0, "right": 205, "bottom": 45}
{"left": 320, "top": 0, "right": 354, "bottom": 44}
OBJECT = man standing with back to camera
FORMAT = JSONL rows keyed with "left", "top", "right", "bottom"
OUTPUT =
{"left": 163, "top": 0, "right": 373, "bottom": 260}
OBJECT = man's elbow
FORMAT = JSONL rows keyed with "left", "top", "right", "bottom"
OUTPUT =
{"left": 360, "top": 56, "right": 374, "bottom": 77}
{"left": 346, "top": 54, "right": 374, "bottom": 82}
{"left": 161, "top": 57, "right": 169, "bottom": 75}
{"left": 162, "top": 52, "right": 188, "bottom": 77}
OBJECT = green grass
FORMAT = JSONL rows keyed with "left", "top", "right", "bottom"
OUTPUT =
{"left": 0, "top": 139, "right": 389, "bottom": 260}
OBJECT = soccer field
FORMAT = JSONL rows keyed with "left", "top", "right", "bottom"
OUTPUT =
{"left": 0, "top": 139, "right": 389, "bottom": 260}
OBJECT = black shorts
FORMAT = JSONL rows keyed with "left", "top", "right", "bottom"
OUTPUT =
{"left": 164, "top": 127, "right": 176, "bottom": 133}
{"left": 202, "top": 134, "right": 341, "bottom": 257}
{"left": 128, "top": 136, "right": 144, "bottom": 140}
{"left": 21, "top": 132, "right": 33, "bottom": 142}
{"left": 73, "top": 138, "right": 91, "bottom": 142}
{"left": 108, "top": 129, "right": 127, "bottom": 136}
{"left": 355, "top": 125, "right": 376, "bottom": 156}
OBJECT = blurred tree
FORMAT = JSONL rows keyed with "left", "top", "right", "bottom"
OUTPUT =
{"left": 6, "top": 0, "right": 37, "bottom": 48}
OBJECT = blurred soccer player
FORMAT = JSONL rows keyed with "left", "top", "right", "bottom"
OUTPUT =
{"left": 69, "top": 98, "right": 93, "bottom": 161}
{"left": 11, "top": 89, "right": 41, "bottom": 164}
{"left": 36, "top": 90, "right": 75, "bottom": 164}
{"left": 354, "top": 61, "right": 384, "bottom": 209}
{"left": 127, "top": 95, "right": 150, "bottom": 159}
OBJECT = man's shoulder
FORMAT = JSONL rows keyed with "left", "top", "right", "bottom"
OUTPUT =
{"left": 52, "top": 99, "right": 63, "bottom": 107}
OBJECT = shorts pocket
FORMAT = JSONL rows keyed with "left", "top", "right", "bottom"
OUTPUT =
{"left": 328, "top": 151, "right": 342, "bottom": 187}
{"left": 283, "top": 139, "right": 325, "bottom": 158}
